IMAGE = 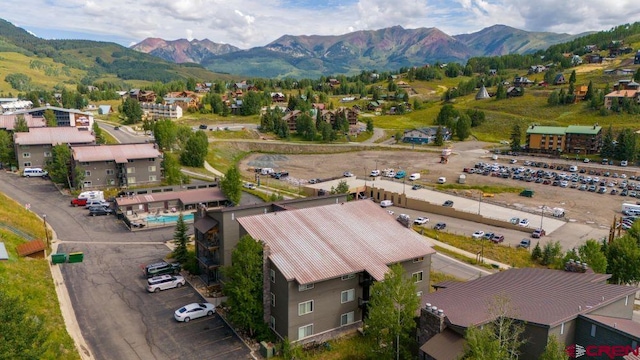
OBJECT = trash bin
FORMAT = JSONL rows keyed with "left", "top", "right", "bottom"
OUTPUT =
{"left": 51, "top": 253, "right": 67, "bottom": 264}
{"left": 68, "top": 252, "right": 84, "bottom": 263}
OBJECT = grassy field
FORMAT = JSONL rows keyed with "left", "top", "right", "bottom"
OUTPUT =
{"left": 435, "top": 183, "right": 525, "bottom": 194}
{"left": 0, "top": 192, "right": 80, "bottom": 359}
{"left": 0, "top": 52, "right": 84, "bottom": 93}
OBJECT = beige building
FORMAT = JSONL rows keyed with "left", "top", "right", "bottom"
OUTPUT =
{"left": 14, "top": 127, "right": 95, "bottom": 169}
{"left": 237, "top": 200, "right": 435, "bottom": 344}
{"left": 71, "top": 143, "right": 162, "bottom": 188}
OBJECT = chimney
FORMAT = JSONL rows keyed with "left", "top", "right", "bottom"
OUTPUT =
{"left": 419, "top": 303, "right": 447, "bottom": 347}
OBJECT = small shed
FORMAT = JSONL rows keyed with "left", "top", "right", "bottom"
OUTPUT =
{"left": 0, "top": 242, "right": 8, "bottom": 261}
{"left": 458, "top": 174, "right": 466, "bottom": 184}
{"left": 16, "top": 240, "right": 46, "bottom": 259}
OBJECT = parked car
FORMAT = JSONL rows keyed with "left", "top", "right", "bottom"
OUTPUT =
{"left": 370, "top": 169, "right": 381, "bottom": 177}
{"left": 308, "top": 178, "right": 321, "bottom": 184}
{"left": 518, "top": 239, "right": 531, "bottom": 249}
{"left": 343, "top": 171, "right": 354, "bottom": 177}
{"left": 621, "top": 160, "right": 628, "bottom": 167}
{"left": 414, "top": 217, "right": 429, "bottom": 225}
{"left": 394, "top": 170, "right": 406, "bottom": 179}
{"left": 518, "top": 218, "right": 530, "bottom": 227}
{"left": 88, "top": 207, "right": 113, "bottom": 216}
{"left": 442, "top": 200, "right": 454, "bottom": 207}
{"left": 411, "top": 184, "right": 422, "bottom": 190}
{"left": 174, "top": 302, "right": 215, "bottom": 322}
{"left": 147, "top": 275, "right": 186, "bottom": 293}
{"left": 144, "top": 261, "right": 181, "bottom": 278}
{"left": 532, "top": 228, "right": 546, "bottom": 238}
{"left": 472, "top": 231, "right": 485, "bottom": 239}
{"left": 243, "top": 182, "right": 256, "bottom": 189}
{"left": 509, "top": 217, "right": 520, "bottom": 225}
{"left": 380, "top": 200, "right": 393, "bottom": 208}
{"left": 70, "top": 198, "right": 88, "bottom": 207}
{"left": 483, "top": 232, "right": 495, "bottom": 240}
{"left": 434, "top": 222, "right": 446, "bottom": 230}
{"left": 198, "top": 124, "right": 208, "bottom": 130}
{"left": 491, "top": 234, "right": 505, "bottom": 243}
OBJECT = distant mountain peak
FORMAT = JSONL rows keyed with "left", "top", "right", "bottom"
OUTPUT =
{"left": 131, "top": 38, "right": 240, "bottom": 64}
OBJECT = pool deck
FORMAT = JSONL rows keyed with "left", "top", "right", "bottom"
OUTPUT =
{"left": 126, "top": 211, "right": 195, "bottom": 231}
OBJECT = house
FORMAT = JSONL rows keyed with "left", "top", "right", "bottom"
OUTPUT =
{"left": 584, "top": 44, "right": 598, "bottom": 53}
{"left": 572, "top": 55, "right": 583, "bottom": 66}
{"left": 0, "top": 100, "right": 33, "bottom": 114}
{"left": 16, "top": 240, "right": 46, "bottom": 259}
{"left": 328, "top": 78, "right": 341, "bottom": 87}
{"left": 403, "top": 127, "right": 451, "bottom": 144}
{"left": 282, "top": 110, "right": 302, "bottom": 131}
{"left": 129, "top": 89, "right": 156, "bottom": 103}
{"left": 506, "top": 87, "right": 524, "bottom": 98}
{"left": 418, "top": 267, "right": 638, "bottom": 360}
{"left": 14, "top": 127, "right": 95, "bottom": 169}
{"left": 585, "top": 54, "right": 603, "bottom": 64}
{"left": 271, "top": 92, "right": 286, "bottom": 103}
{"left": 98, "top": 105, "right": 112, "bottom": 115}
{"left": 553, "top": 73, "right": 566, "bottom": 85}
{"left": 367, "top": 101, "right": 382, "bottom": 111}
{"left": 528, "top": 65, "right": 546, "bottom": 74}
{"left": 140, "top": 103, "right": 183, "bottom": 120}
{"left": 604, "top": 90, "right": 640, "bottom": 110}
{"left": 488, "top": 69, "right": 497, "bottom": 76}
{"left": 164, "top": 91, "right": 200, "bottom": 110}
{"left": 565, "top": 125, "right": 602, "bottom": 155}
{"left": 70, "top": 143, "right": 162, "bottom": 188}
{"left": 10, "top": 105, "right": 94, "bottom": 129}
{"left": 236, "top": 200, "right": 435, "bottom": 344}
{"left": 193, "top": 195, "right": 352, "bottom": 286}
{"left": 525, "top": 125, "right": 567, "bottom": 154}
{"left": 574, "top": 85, "right": 589, "bottom": 101}
{"left": 514, "top": 77, "right": 534, "bottom": 87}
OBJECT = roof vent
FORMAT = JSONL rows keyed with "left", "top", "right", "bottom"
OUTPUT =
{"left": 431, "top": 306, "right": 438, "bottom": 314}
{"left": 425, "top": 303, "right": 432, "bottom": 309}
{"left": 438, "top": 309, "right": 444, "bottom": 316}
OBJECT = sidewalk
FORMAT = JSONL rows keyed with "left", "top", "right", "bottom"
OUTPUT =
{"left": 428, "top": 237, "right": 512, "bottom": 271}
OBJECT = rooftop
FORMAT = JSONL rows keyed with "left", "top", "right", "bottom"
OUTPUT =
{"left": 526, "top": 125, "right": 566, "bottom": 135}
{"left": 71, "top": 143, "right": 161, "bottom": 163}
{"left": 115, "top": 187, "right": 226, "bottom": 207}
{"left": 14, "top": 127, "right": 95, "bottom": 145}
{"left": 566, "top": 125, "right": 602, "bottom": 135}
{"left": 423, "top": 268, "right": 636, "bottom": 328}
{"left": 237, "top": 200, "right": 435, "bottom": 285}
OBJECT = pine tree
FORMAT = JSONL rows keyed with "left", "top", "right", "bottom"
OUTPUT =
{"left": 172, "top": 214, "right": 189, "bottom": 264}
{"left": 510, "top": 124, "right": 522, "bottom": 152}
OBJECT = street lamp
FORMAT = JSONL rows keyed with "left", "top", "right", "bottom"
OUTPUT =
{"left": 478, "top": 192, "right": 482, "bottom": 215}
{"left": 540, "top": 205, "right": 546, "bottom": 230}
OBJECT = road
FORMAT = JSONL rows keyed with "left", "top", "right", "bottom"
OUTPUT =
{"left": 99, "top": 122, "right": 151, "bottom": 144}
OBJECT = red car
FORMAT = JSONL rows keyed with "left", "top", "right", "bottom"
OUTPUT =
{"left": 70, "top": 198, "right": 88, "bottom": 207}
{"left": 491, "top": 234, "right": 505, "bottom": 243}
{"left": 532, "top": 228, "right": 546, "bottom": 238}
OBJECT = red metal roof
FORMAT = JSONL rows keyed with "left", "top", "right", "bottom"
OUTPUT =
{"left": 237, "top": 200, "right": 435, "bottom": 285}
{"left": 72, "top": 143, "right": 160, "bottom": 163}
{"left": 16, "top": 240, "right": 46, "bottom": 257}
{"left": 115, "top": 187, "right": 226, "bottom": 206}
{"left": 422, "top": 268, "right": 637, "bottom": 328}
{"left": 14, "top": 127, "right": 95, "bottom": 145}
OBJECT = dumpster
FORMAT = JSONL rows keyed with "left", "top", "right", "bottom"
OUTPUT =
{"left": 51, "top": 253, "right": 67, "bottom": 264}
{"left": 68, "top": 252, "right": 84, "bottom": 263}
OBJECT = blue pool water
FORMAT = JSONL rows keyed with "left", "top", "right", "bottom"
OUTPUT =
{"left": 146, "top": 213, "right": 194, "bottom": 224}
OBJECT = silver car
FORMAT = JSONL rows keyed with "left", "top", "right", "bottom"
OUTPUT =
{"left": 147, "top": 275, "right": 185, "bottom": 293}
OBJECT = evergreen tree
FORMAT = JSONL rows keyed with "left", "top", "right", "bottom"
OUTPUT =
{"left": 548, "top": 91, "right": 560, "bottom": 106}
{"left": 162, "top": 152, "right": 185, "bottom": 186}
{"left": 0, "top": 131, "right": 15, "bottom": 166}
{"left": 13, "top": 115, "right": 28, "bottom": 132}
{"left": 172, "top": 214, "right": 189, "bottom": 264}
{"left": 584, "top": 80, "right": 594, "bottom": 101}
{"left": 569, "top": 70, "right": 577, "bottom": 84}
{"left": 180, "top": 131, "right": 208, "bottom": 167}
{"left": 456, "top": 114, "right": 472, "bottom": 141}
{"left": 434, "top": 126, "right": 444, "bottom": 146}
{"left": 600, "top": 125, "right": 615, "bottom": 159}
{"left": 44, "top": 109, "right": 57, "bottom": 127}
{"left": 495, "top": 83, "right": 507, "bottom": 100}
{"left": 366, "top": 119, "right": 374, "bottom": 133}
{"left": 531, "top": 242, "right": 543, "bottom": 261}
{"left": 295, "top": 113, "right": 317, "bottom": 141}
{"left": 510, "top": 124, "right": 522, "bottom": 152}
{"left": 119, "top": 97, "right": 143, "bottom": 124}
{"left": 92, "top": 122, "right": 105, "bottom": 144}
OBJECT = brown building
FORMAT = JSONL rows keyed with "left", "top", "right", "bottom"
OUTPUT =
{"left": 419, "top": 268, "right": 638, "bottom": 360}
{"left": 14, "top": 127, "right": 96, "bottom": 169}
{"left": 71, "top": 143, "right": 162, "bottom": 188}
{"left": 565, "top": 125, "right": 602, "bottom": 155}
{"left": 525, "top": 125, "right": 566, "bottom": 154}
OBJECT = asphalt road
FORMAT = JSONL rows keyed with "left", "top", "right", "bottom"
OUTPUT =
{"left": 0, "top": 172, "right": 251, "bottom": 360}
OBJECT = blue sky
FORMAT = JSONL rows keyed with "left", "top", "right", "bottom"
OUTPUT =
{"left": 3, "top": 0, "right": 638, "bottom": 48}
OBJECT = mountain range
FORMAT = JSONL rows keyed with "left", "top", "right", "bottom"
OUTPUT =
{"left": 131, "top": 25, "right": 588, "bottom": 78}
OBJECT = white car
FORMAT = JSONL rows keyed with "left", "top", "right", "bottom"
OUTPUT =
{"left": 518, "top": 218, "right": 530, "bottom": 227}
{"left": 472, "top": 231, "right": 485, "bottom": 239}
{"left": 343, "top": 171, "right": 354, "bottom": 177}
{"left": 370, "top": 169, "right": 381, "bottom": 177}
{"left": 147, "top": 275, "right": 185, "bottom": 293}
{"left": 174, "top": 302, "right": 216, "bottom": 322}
{"left": 414, "top": 217, "right": 429, "bottom": 225}
{"left": 243, "top": 182, "right": 256, "bottom": 189}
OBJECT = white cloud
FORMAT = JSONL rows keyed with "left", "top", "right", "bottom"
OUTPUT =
{"left": 3, "top": 0, "right": 640, "bottom": 48}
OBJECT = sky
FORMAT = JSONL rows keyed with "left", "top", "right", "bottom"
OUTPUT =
{"left": 3, "top": 0, "right": 639, "bottom": 49}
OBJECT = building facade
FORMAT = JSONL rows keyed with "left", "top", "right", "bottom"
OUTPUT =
{"left": 525, "top": 125, "right": 566, "bottom": 154}
{"left": 12, "top": 106, "right": 94, "bottom": 129}
{"left": 565, "top": 125, "right": 603, "bottom": 155}
{"left": 70, "top": 143, "right": 162, "bottom": 188}
{"left": 13, "top": 127, "right": 95, "bottom": 169}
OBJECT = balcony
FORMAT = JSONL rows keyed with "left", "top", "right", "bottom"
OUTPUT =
{"left": 198, "top": 256, "right": 220, "bottom": 269}
{"left": 196, "top": 236, "right": 220, "bottom": 251}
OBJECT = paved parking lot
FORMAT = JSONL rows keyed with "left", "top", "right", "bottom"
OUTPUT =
{"left": 0, "top": 172, "right": 251, "bottom": 360}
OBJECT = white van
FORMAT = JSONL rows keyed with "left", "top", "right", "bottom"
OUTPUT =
{"left": 380, "top": 200, "right": 393, "bottom": 208}
{"left": 409, "top": 173, "right": 421, "bottom": 181}
{"left": 23, "top": 168, "right": 48, "bottom": 177}
{"left": 438, "top": 177, "right": 447, "bottom": 184}
{"left": 260, "top": 168, "right": 274, "bottom": 175}
{"left": 79, "top": 191, "right": 104, "bottom": 201}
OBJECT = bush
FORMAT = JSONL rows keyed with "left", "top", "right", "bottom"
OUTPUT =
{"left": 182, "top": 250, "right": 200, "bottom": 275}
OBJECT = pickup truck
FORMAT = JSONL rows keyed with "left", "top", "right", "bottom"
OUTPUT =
{"left": 273, "top": 171, "right": 289, "bottom": 179}
{"left": 70, "top": 198, "right": 88, "bottom": 207}
{"left": 394, "top": 170, "right": 406, "bottom": 179}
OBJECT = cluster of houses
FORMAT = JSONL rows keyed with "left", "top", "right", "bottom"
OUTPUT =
{"left": 0, "top": 105, "right": 163, "bottom": 189}
{"left": 188, "top": 191, "right": 640, "bottom": 359}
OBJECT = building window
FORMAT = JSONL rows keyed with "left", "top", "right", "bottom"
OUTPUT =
{"left": 127, "top": 167, "right": 135, "bottom": 174}
{"left": 590, "top": 324, "right": 596, "bottom": 337}
{"left": 105, "top": 160, "right": 115, "bottom": 164}
{"left": 340, "top": 311, "right": 354, "bottom": 326}
{"left": 412, "top": 271, "right": 424, "bottom": 283}
{"left": 23, "top": 162, "right": 31, "bottom": 167}
{"left": 298, "top": 324, "right": 313, "bottom": 340}
{"left": 298, "top": 300, "right": 314, "bottom": 316}
{"left": 626, "top": 295, "right": 629, "bottom": 306}
{"left": 106, "top": 169, "right": 114, "bottom": 175}
{"left": 148, "top": 165, "right": 156, "bottom": 172}
{"left": 128, "top": 177, "right": 136, "bottom": 184}
{"left": 22, "top": 153, "right": 30, "bottom": 158}
{"left": 80, "top": 162, "right": 90, "bottom": 166}
{"left": 128, "top": 159, "right": 134, "bottom": 163}
{"left": 149, "top": 175, "right": 157, "bottom": 182}
{"left": 341, "top": 274, "right": 355, "bottom": 280}
{"left": 271, "top": 292, "right": 275, "bottom": 307}
{"left": 299, "top": 283, "right": 314, "bottom": 291}
{"left": 269, "top": 316, "right": 275, "bottom": 330}
{"left": 270, "top": 269, "right": 275, "bottom": 283}
{"left": 148, "top": 158, "right": 155, "bottom": 162}
{"left": 341, "top": 289, "right": 355, "bottom": 303}
{"left": 83, "top": 181, "right": 92, "bottom": 188}
{"left": 413, "top": 256, "right": 424, "bottom": 263}
{"left": 85, "top": 170, "right": 91, "bottom": 176}
{"left": 44, "top": 152, "right": 52, "bottom": 158}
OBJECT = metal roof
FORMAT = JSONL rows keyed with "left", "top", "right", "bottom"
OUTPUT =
{"left": 115, "top": 187, "right": 226, "bottom": 207}
{"left": 419, "top": 328, "right": 465, "bottom": 360}
{"left": 14, "top": 127, "right": 95, "bottom": 145}
{"left": 0, "top": 114, "right": 45, "bottom": 130}
{"left": 71, "top": 143, "right": 160, "bottom": 163}
{"left": 566, "top": 125, "right": 602, "bottom": 135}
{"left": 422, "top": 268, "right": 636, "bottom": 328}
{"left": 525, "top": 126, "right": 566, "bottom": 135}
{"left": 237, "top": 200, "right": 435, "bottom": 285}
{"left": 583, "top": 314, "right": 640, "bottom": 338}
{"left": 0, "top": 242, "right": 8, "bottom": 260}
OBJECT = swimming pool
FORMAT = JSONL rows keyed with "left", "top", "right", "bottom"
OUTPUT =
{"left": 146, "top": 213, "right": 194, "bottom": 224}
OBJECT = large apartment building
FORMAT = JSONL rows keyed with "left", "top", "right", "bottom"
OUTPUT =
{"left": 70, "top": 143, "right": 162, "bottom": 188}
{"left": 13, "top": 127, "right": 95, "bottom": 169}
{"left": 526, "top": 124, "right": 602, "bottom": 155}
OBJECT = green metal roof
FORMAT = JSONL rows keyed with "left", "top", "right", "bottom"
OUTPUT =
{"left": 526, "top": 126, "right": 566, "bottom": 135}
{"left": 566, "top": 125, "right": 602, "bottom": 135}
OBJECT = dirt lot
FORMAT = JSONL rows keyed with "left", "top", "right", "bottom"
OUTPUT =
{"left": 239, "top": 140, "right": 633, "bottom": 229}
